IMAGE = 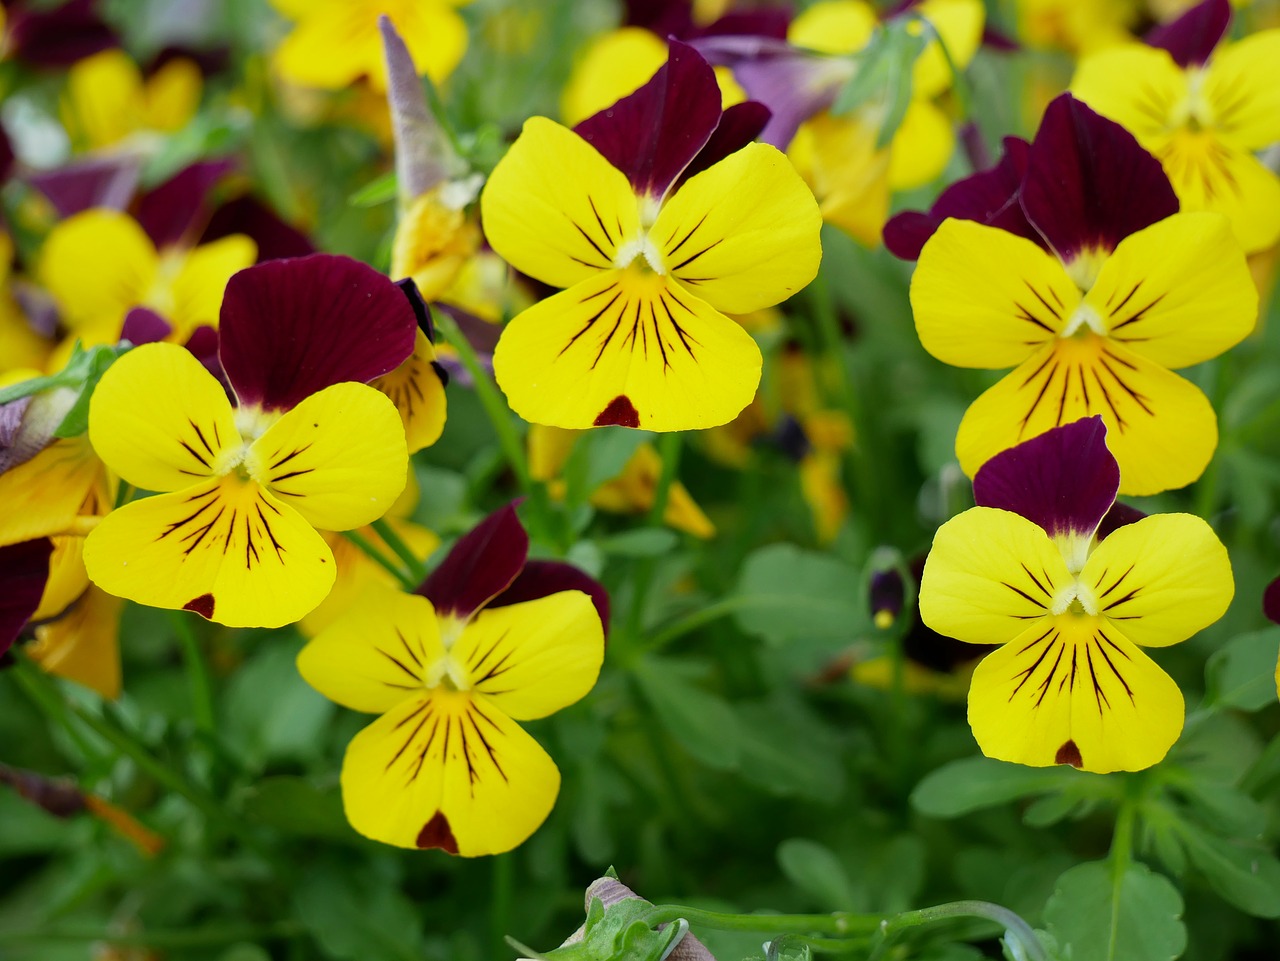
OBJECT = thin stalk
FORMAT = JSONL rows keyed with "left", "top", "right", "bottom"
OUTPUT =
{"left": 490, "top": 852, "right": 515, "bottom": 961}
{"left": 869, "top": 901, "right": 1048, "bottom": 961}
{"left": 370, "top": 518, "right": 428, "bottom": 585}
{"left": 623, "top": 432, "right": 683, "bottom": 643}
{"left": 342, "top": 529, "right": 417, "bottom": 591}
{"left": 170, "top": 612, "right": 215, "bottom": 736}
{"left": 1106, "top": 800, "right": 1138, "bottom": 961}
{"left": 641, "top": 905, "right": 882, "bottom": 938}
{"left": 0, "top": 922, "right": 303, "bottom": 948}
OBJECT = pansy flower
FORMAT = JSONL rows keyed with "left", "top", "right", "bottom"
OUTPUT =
{"left": 920, "top": 417, "right": 1233, "bottom": 772}
{"left": 482, "top": 42, "right": 821, "bottom": 432}
{"left": 1072, "top": 0, "right": 1280, "bottom": 253}
{"left": 82, "top": 254, "right": 417, "bottom": 628}
{"left": 297, "top": 503, "right": 607, "bottom": 855}
{"left": 910, "top": 94, "right": 1255, "bottom": 495}
{"left": 61, "top": 48, "right": 201, "bottom": 153}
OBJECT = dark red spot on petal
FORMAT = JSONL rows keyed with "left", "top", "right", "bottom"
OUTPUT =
{"left": 1055, "top": 740, "right": 1082, "bottom": 768}
{"left": 183, "top": 594, "right": 215, "bottom": 619}
{"left": 416, "top": 811, "right": 458, "bottom": 854}
{"left": 594, "top": 395, "right": 640, "bottom": 428}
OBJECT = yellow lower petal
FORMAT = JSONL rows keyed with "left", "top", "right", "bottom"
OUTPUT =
{"left": 341, "top": 690, "right": 560, "bottom": 856}
{"left": 143, "top": 57, "right": 202, "bottom": 134}
{"left": 493, "top": 269, "right": 762, "bottom": 432}
{"left": 83, "top": 476, "right": 336, "bottom": 628}
{"left": 968, "top": 617, "right": 1184, "bottom": 773}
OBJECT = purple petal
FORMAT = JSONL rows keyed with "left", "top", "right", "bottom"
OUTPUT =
{"left": 623, "top": 0, "right": 694, "bottom": 36}
{"left": 120, "top": 307, "right": 172, "bottom": 345}
{"left": 27, "top": 156, "right": 141, "bottom": 218}
{"left": 5, "top": 0, "right": 117, "bottom": 69}
{"left": 0, "top": 539, "right": 53, "bottom": 656}
{"left": 981, "top": 24, "right": 1020, "bottom": 51}
{"left": 973, "top": 416, "right": 1119, "bottom": 541}
{"left": 136, "top": 159, "right": 235, "bottom": 251}
{"left": 575, "top": 40, "right": 722, "bottom": 199}
{"left": 1020, "top": 95, "right": 1178, "bottom": 264}
{"left": 147, "top": 44, "right": 230, "bottom": 79}
{"left": 182, "top": 325, "right": 227, "bottom": 387}
{"left": 218, "top": 254, "right": 418, "bottom": 412}
{"left": 201, "top": 195, "right": 314, "bottom": 263}
{"left": 1145, "top": 0, "right": 1230, "bottom": 68}
{"left": 489, "top": 560, "right": 610, "bottom": 632}
{"left": 417, "top": 503, "right": 529, "bottom": 621}
{"left": 1264, "top": 577, "right": 1280, "bottom": 626}
{"left": 380, "top": 15, "right": 457, "bottom": 202}
{"left": 883, "top": 136, "right": 1036, "bottom": 260}
{"left": 689, "top": 10, "right": 792, "bottom": 40}
{"left": 673, "top": 100, "right": 771, "bottom": 191}
{"left": 1095, "top": 502, "right": 1147, "bottom": 542}
{"left": 0, "top": 124, "right": 13, "bottom": 184}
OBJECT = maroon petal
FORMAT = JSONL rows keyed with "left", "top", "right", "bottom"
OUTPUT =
{"left": 623, "top": 0, "right": 694, "bottom": 36}
{"left": 5, "top": 0, "right": 117, "bottom": 69}
{"left": 218, "top": 254, "right": 418, "bottom": 412}
{"left": 417, "top": 503, "right": 529, "bottom": 621}
{"left": 201, "top": 195, "right": 314, "bottom": 263}
{"left": 489, "top": 560, "right": 610, "bottom": 632}
{"left": 1019, "top": 95, "right": 1178, "bottom": 264}
{"left": 0, "top": 124, "right": 13, "bottom": 185}
{"left": 1095, "top": 502, "right": 1147, "bottom": 542}
{"left": 395, "top": 278, "right": 436, "bottom": 342}
{"left": 120, "top": 307, "right": 172, "bottom": 345}
{"left": 575, "top": 40, "right": 722, "bottom": 199}
{"left": 27, "top": 156, "right": 141, "bottom": 218}
{"left": 136, "top": 159, "right": 236, "bottom": 251}
{"left": 973, "top": 416, "right": 1119, "bottom": 541}
{"left": 147, "top": 44, "right": 231, "bottom": 79}
{"left": 1264, "top": 577, "right": 1280, "bottom": 626}
{"left": 883, "top": 135, "right": 1036, "bottom": 260}
{"left": 689, "top": 9, "right": 792, "bottom": 40}
{"left": 674, "top": 100, "right": 771, "bottom": 191}
{"left": 1145, "top": 0, "right": 1230, "bottom": 68}
{"left": 0, "top": 539, "right": 53, "bottom": 656}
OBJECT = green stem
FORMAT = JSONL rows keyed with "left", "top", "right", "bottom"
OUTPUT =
{"left": 0, "top": 922, "right": 303, "bottom": 948}
{"left": 170, "top": 612, "right": 215, "bottom": 736}
{"left": 371, "top": 518, "right": 428, "bottom": 585}
{"left": 342, "top": 529, "right": 417, "bottom": 591}
{"left": 870, "top": 901, "right": 1048, "bottom": 961}
{"left": 490, "top": 852, "right": 515, "bottom": 960}
{"left": 1241, "top": 729, "right": 1280, "bottom": 795}
{"left": 623, "top": 432, "right": 683, "bottom": 643}
{"left": 641, "top": 905, "right": 882, "bottom": 938}
{"left": 1106, "top": 800, "right": 1137, "bottom": 961}
{"left": 645, "top": 595, "right": 756, "bottom": 652}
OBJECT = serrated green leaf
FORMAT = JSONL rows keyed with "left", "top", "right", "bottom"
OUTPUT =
{"left": 633, "top": 656, "right": 740, "bottom": 770}
{"left": 777, "top": 838, "right": 857, "bottom": 911}
{"left": 911, "top": 756, "right": 1085, "bottom": 818}
{"left": 733, "top": 544, "right": 862, "bottom": 644}
{"left": 1205, "top": 628, "right": 1280, "bottom": 712}
{"left": 1045, "top": 861, "right": 1186, "bottom": 961}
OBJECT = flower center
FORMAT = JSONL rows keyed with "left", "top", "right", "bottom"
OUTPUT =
{"left": 1050, "top": 576, "right": 1099, "bottom": 618}
{"left": 613, "top": 196, "right": 666, "bottom": 273}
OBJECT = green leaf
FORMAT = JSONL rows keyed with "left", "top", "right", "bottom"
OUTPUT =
{"left": 348, "top": 170, "right": 399, "bottom": 207}
{"left": 633, "top": 657, "right": 740, "bottom": 770}
{"left": 0, "top": 342, "right": 129, "bottom": 438}
{"left": 1180, "top": 824, "right": 1280, "bottom": 918}
{"left": 293, "top": 864, "right": 426, "bottom": 961}
{"left": 736, "top": 695, "right": 845, "bottom": 803}
{"left": 911, "top": 756, "right": 1085, "bottom": 818}
{"left": 1045, "top": 861, "right": 1186, "bottom": 961}
{"left": 240, "top": 776, "right": 350, "bottom": 840}
{"left": 733, "top": 544, "right": 863, "bottom": 644}
{"left": 597, "top": 529, "right": 679, "bottom": 558}
{"left": 777, "top": 838, "right": 858, "bottom": 911}
{"left": 1204, "top": 628, "right": 1280, "bottom": 712}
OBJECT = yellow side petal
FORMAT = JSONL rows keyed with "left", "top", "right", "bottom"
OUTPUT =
{"left": 451, "top": 592, "right": 604, "bottom": 721}
{"left": 30, "top": 588, "right": 123, "bottom": 700}
{"left": 653, "top": 142, "right": 822, "bottom": 314}
{"left": 0, "top": 296, "right": 51, "bottom": 374}
{"left": 142, "top": 58, "right": 201, "bottom": 133}
{"left": 919, "top": 506, "right": 1069, "bottom": 646}
{"left": 62, "top": 50, "right": 144, "bottom": 149}
{"left": 1086, "top": 213, "right": 1255, "bottom": 368}
{"left": 83, "top": 477, "right": 335, "bottom": 628}
{"left": 968, "top": 617, "right": 1184, "bottom": 773}
{"left": 888, "top": 99, "right": 955, "bottom": 190}
{"left": 1205, "top": 31, "right": 1280, "bottom": 150}
{"left": 788, "top": 0, "right": 877, "bottom": 53}
{"left": 912, "top": 220, "right": 1079, "bottom": 369}
{"left": 1070, "top": 44, "right": 1186, "bottom": 142}
{"left": 481, "top": 117, "right": 641, "bottom": 290}
{"left": 341, "top": 690, "right": 560, "bottom": 855}
{"left": 273, "top": 4, "right": 379, "bottom": 90}
{"left": 493, "top": 269, "right": 762, "bottom": 431}
{"left": 0, "top": 438, "right": 104, "bottom": 547}
{"left": 1082, "top": 514, "right": 1233, "bottom": 648}
{"left": 298, "top": 585, "right": 441, "bottom": 713}
{"left": 40, "top": 210, "right": 158, "bottom": 336}
{"left": 954, "top": 338, "right": 1218, "bottom": 495}
{"left": 913, "top": 0, "right": 985, "bottom": 98}
{"left": 168, "top": 235, "right": 258, "bottom": 338}
{"left": 88, "top": 342, "right": 240, "bottom": 493}
{"left": 372, "top": 329, "right": 448, "bottom": 454}
{"left": 789, "top": 113, "right": 892, "bottom": 247}
{"left": 32, "top": 536, "right": 90, "bottom": 621}
{"left": 560, "top": 28, "right": 669, "bottom": 127}
{"left": 247, "top": 382, "right": 407, "bottom": 531}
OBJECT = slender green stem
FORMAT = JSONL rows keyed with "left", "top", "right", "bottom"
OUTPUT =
{"left": 641, "top": 905, "right": 882, "bottom": 938}
{"left": 645, "top": 596, "right": 756, "bottom": 651}
{"left": 170, "top": 612, "right": 215, "bottom": 736}
{"left": 0, "top": 922, "right": 303, "bottom": 948}
{"left": 1106, "top": 800, "right": 1137, "bottom": 961}
{"left": 490, "top": 852, "right": 515, "bottom": 960}
{"left": 870, "top": 901, "right": 1048, "bottom": 961}
{"left": 623, "top": 432, "right": 683, "bottom": 643}
{"left": 370, "top": 518, "right": 428, "bottom": 585}
{"left": 342, "top": 529, "right": 417, "bottom": 591}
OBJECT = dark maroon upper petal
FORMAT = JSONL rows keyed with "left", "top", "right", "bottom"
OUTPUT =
{"left": 623, "top": 0, "right": 695, "bottom": 36}
{"left": 1145, "top": 0, "right": 1230, "bottom": 68}
{"left": 27, "top": 156, "right": 141, "bottom": 218}
{"left": 136, "top": 159, "right": 235, "bottom": 251}
{"left": 689, "top": 9, "right": 792, "bottom": 40}
{"left": 488, "top": 559, "right": 611, "bottom": 632}
{"left": 973, "top": 416, "right": 1119, "bottom": 541}
{"left": 1095, "top": 502, "right": 1147, "bottom": 542}
{"left": 883, "top": 135, "right": 1036, "bottom": 260}
{"left": 5, "top": 0, "right": 117, "bottom": 69}
{"left": 218, "top": 254, "right": 418, "bottom": 412}
{"left": 1019, "top": 95, "right": 1178, "bottom": 264}
{"left": 574, "top": 40, "right": 723, "bottom": 199}
{"left": 201, "top": 195, "right": 315, "bottom": 263}
{"left": 0, "top": 539, "right": 53, "bottom": 657}
{"left": 673, "top": 100, "right": 771, "bottom": 190}
{"left": 417, "top": 503, "right": 529, "bottom": 621}
{"left": 120, "top": 307, "right": 172, "bottom": 345}
{"left": 1264, "top": 577, "right": 1280, "bottom": 626}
